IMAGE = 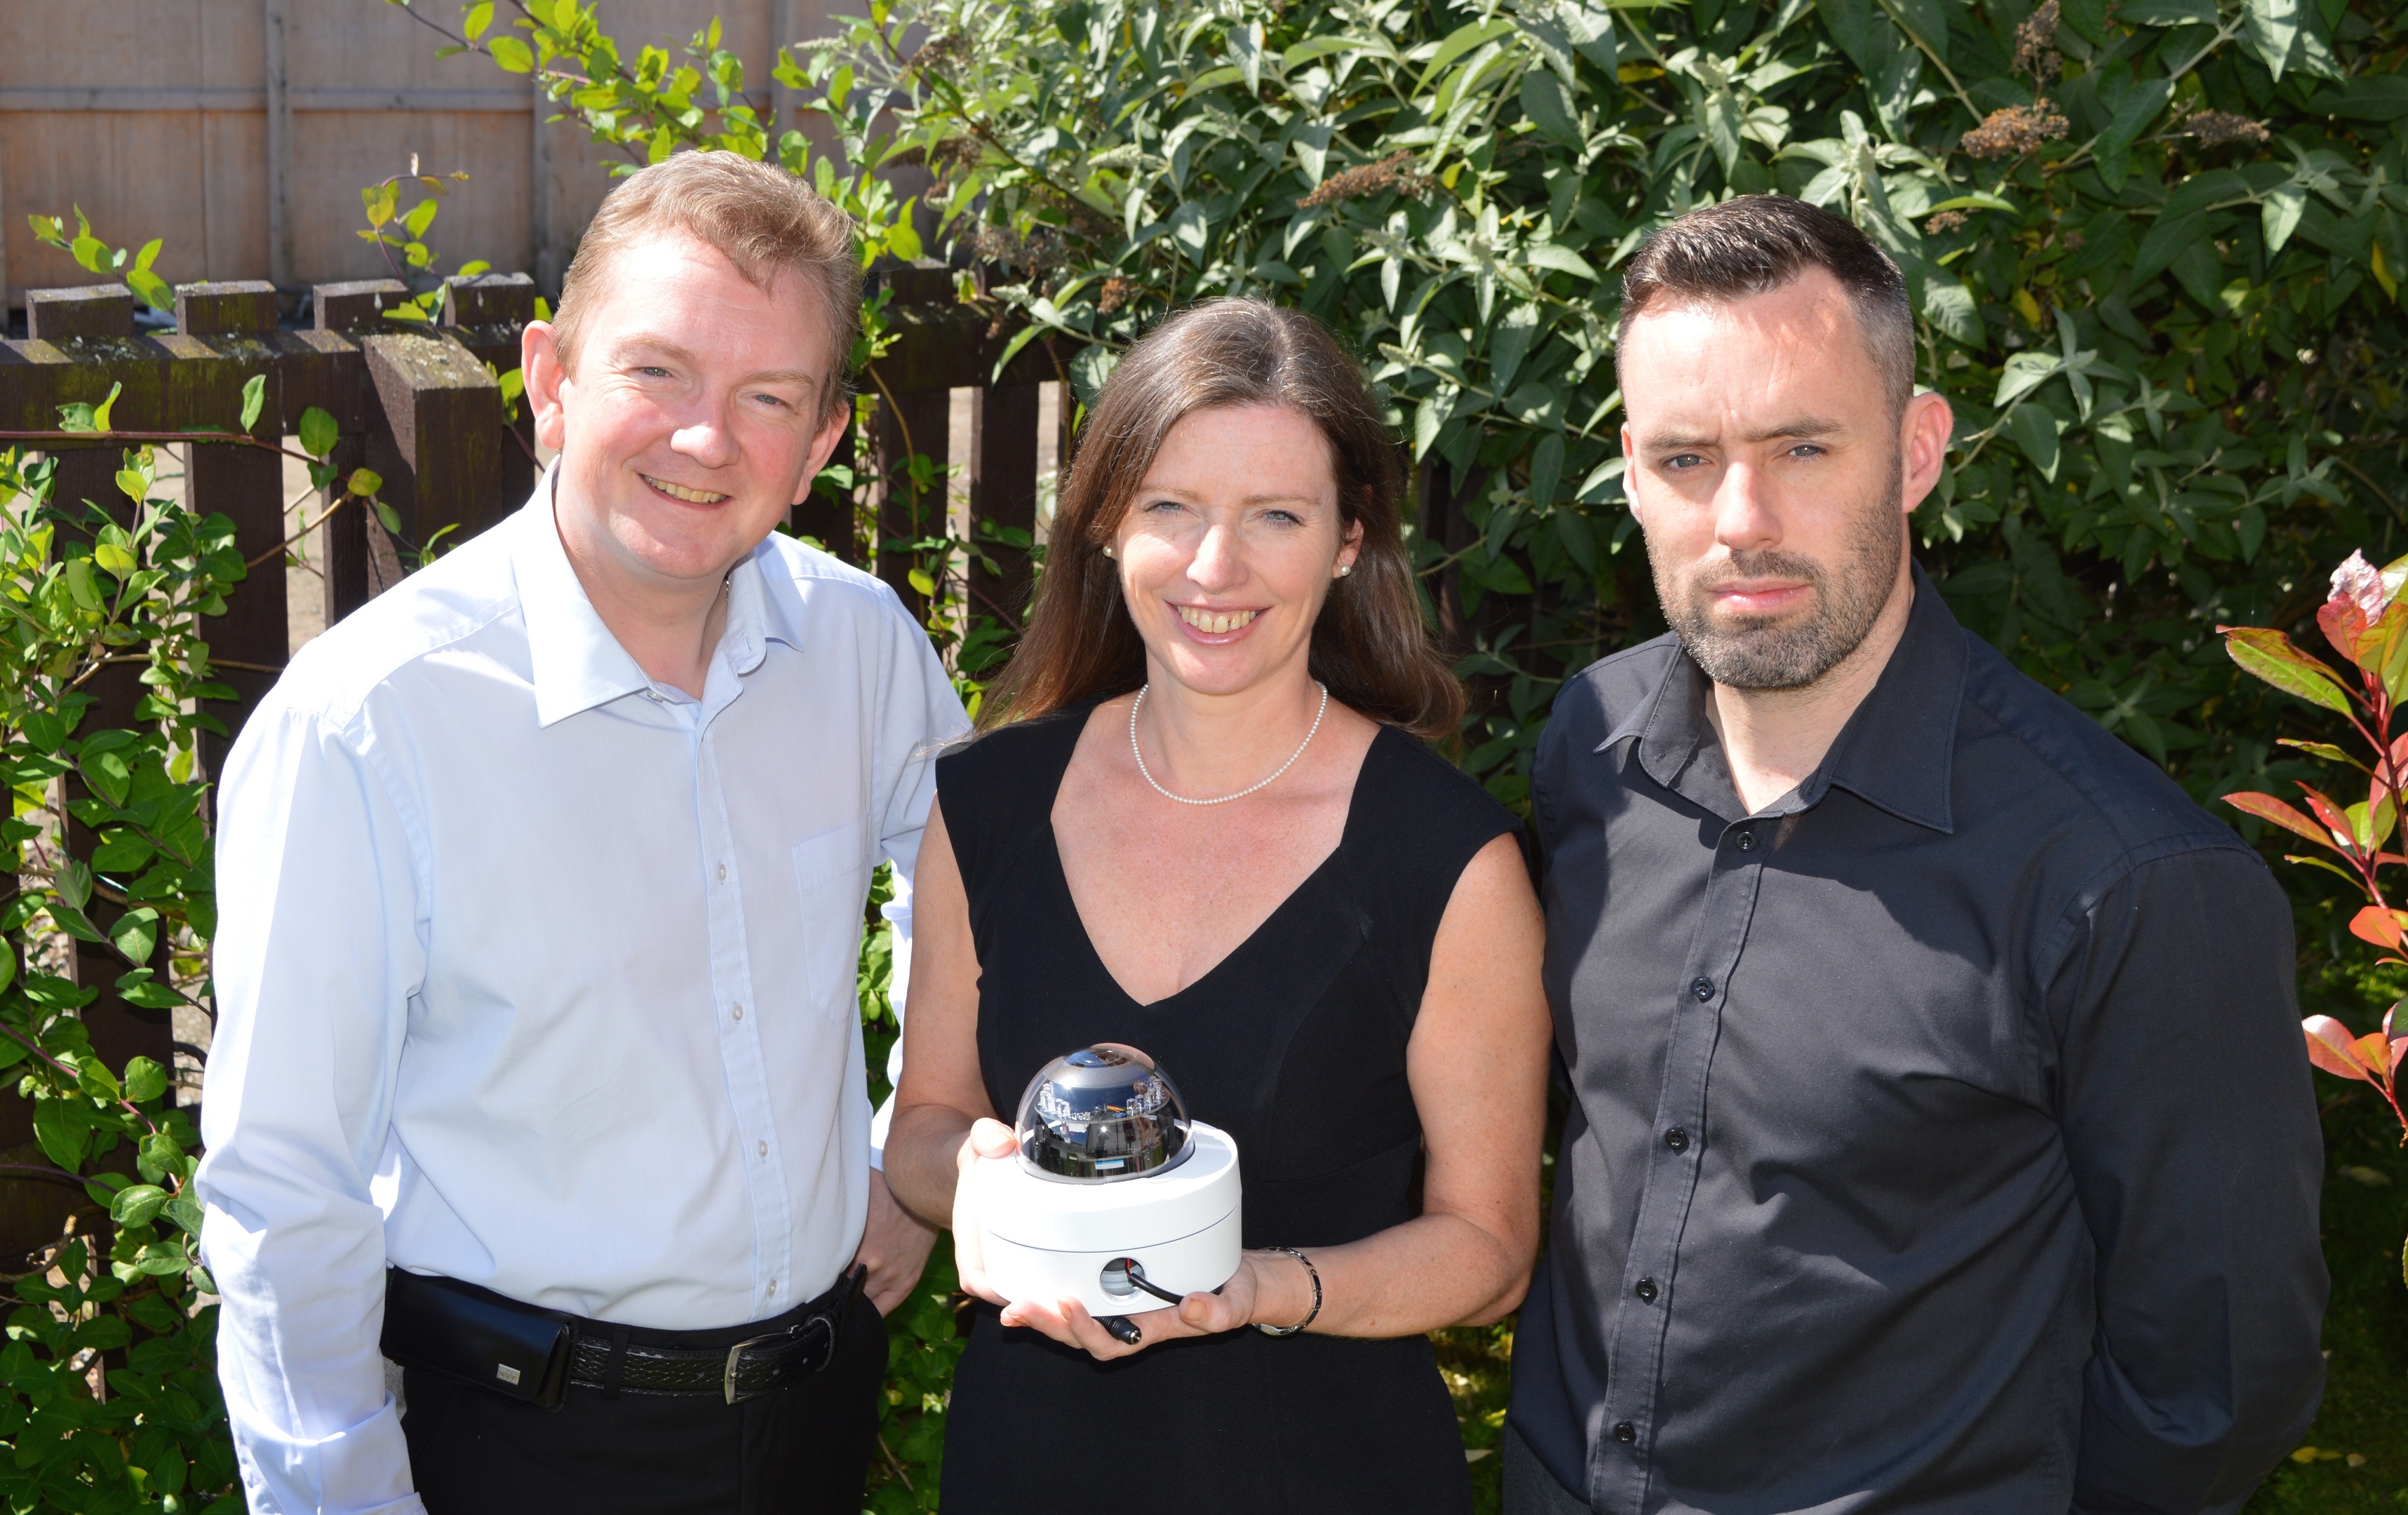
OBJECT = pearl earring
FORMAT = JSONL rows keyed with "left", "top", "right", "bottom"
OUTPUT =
{"left": 1103, "top": 545, "right": 1116, "bottom": 559}
{"left": 1336, "top": 563, "right": 1352, "bottom": 577}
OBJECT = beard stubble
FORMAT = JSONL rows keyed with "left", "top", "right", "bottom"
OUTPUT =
{"left": 1648, "top": 464, "right": 1906, "bottom": 692}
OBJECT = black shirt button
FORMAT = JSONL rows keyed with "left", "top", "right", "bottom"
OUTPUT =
{"left": 1613, "top": 1421, "right": 1638, "bottom": 1444}
{"left": 1690, "top": 977, "right": 1715, "bottom": 1002}
{"left": 1664, "top": 1128, "right": 1690, "bottom": 1152}
{"left": 1735, "top": 828, "right": 1756, "bottom": 851}
{"left": 1635, "top": 1277, "right": 1659, "bottom": 1303}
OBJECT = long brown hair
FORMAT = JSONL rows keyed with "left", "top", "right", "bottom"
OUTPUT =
{"left": 981, "top": 299, "right": 1462, "bottom": 740}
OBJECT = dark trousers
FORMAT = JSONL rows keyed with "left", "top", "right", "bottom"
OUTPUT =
{"left": 1501, "top": 1422, "right": 1591, "bottom": 1515}
{"left": 401, "top": 1291, "right": 887, "bottom": 1515}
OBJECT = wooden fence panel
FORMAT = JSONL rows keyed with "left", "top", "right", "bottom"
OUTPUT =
{"left": 0, "top": 0, "right": 872, "bottom": 313}
{"left": 0, "top": 267, "right": 1064, "bottom": 1261}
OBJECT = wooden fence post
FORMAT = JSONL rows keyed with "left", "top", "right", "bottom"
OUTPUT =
{"left": 440, "top": 271, "right": 538, "bottom": 523}
{"left": 362, "top": 333, "right": 506, "bottom": 560}
{"left": 968, "top": 384, "right": 1040, "bottom": 628}
{"left": 175, "top": 281, "right": 288, "bottom": 786}
{"left": 311, "top": 280, "right": 405, "bottom": 624}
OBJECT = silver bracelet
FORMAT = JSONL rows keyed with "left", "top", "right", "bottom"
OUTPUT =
{"left": 1253, "top": 1246, "right": 1321, "bottom": 1336}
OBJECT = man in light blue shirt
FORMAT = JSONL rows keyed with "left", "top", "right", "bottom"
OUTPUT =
{"left": 197, "top": 152, "right": 969, "bottom": 1514}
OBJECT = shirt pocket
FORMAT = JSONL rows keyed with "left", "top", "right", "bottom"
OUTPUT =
{"left": 793, "top": 822, "right": 873, "bottom": 1021}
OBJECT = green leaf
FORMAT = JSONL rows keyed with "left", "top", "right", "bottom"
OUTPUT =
{"left": 122, "top": 1056, "right": 170, "bottom": 1104}
{"left": 2262, "top": 183, "right": 2307, "bottom": 254}
{"left": 1528, "top": 244, "right": 1597, "bottom": 281}
{"left": 348, "top": 467, "right": 384, "bottom": 497}
{"left": 111, "top": 1184, "right": 168, "bottom": 1227}
{"left": 2096, "top": 78, "right": 2173, "bottom": 191}
{"left": 464, "top": 0, "right": 494, "bottom": 41}
{"left": 2118, "top": 0, "right": 2215, "bottom": 21}
{"left": 2008, "top": 405, "right": 2062, "bottom": 480}
{"left": 1520, "top": 69, "right": 1582, "bottom": 146}
{"left": 2221, "top": 626, "right": 2356, "bottom": 713}
{"left": 33, "top": 1099, "right": 89, "bottom": 1171}
{"left": 488, "top": 35, "right": 535, "bottom": 72}
{"left": 403, "top": 196, "right": 440, "bottom": 241}
{"left": 298, "top": 406, "right": 339, "bottom": 459}
{"left": 240, "top": 372, "right": 267, "bottom": 433}
{"left": 64, "top": 557, "right": 103, "bottom": 612}
{"left": 110, "top": 906, "right": 159, "bottom": 966}
{"left": 375, "top": 499, "right": 403, "bottom": 534}
{"left": 93, "top": 541, "right": 137, "bottom": 576}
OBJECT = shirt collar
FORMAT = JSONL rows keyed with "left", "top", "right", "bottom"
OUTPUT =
{"left": 1598, "top": 560, "right": 1965, "bottom": 833}
{"left": 512, "top": 466, "right": 782, "bottom": 727}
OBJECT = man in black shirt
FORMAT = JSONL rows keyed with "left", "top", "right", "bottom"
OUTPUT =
{"left": 1505, "top": 195, "right": 2327, "bottom": 1514}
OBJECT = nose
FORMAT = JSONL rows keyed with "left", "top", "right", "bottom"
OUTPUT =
{"left": 668, "top": 396, "right": 741, "bottom": 472}
{"left": 1188, "top": 520, "right": 1246, "bottom": 591}
{"left": 1709, "top": 458, "right": 1780, "bottom": 554}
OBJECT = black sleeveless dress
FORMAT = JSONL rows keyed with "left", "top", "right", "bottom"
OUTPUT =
{"left": 934, "top": 703, "right": 1518, "bottom": 1515}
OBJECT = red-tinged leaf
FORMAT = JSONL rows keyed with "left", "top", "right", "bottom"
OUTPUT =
{"left": 2223, "top": 792, "right": 2337, "bottom": 850}
{"left": 2348, "top": 1031, "right": 2393, "bottom": 1078}
{"left": 2318, "top": 595, "right": 2372, "bottom": 664}
{"left": 2349, "top": 905, "right": 2408, "bottom": 950}
{"left": 2305, "top": 1016, "right": 2376, "bottom": 1084}
{"left": 2219, "top": 626, "right": 2357, "bottom": 715}
{"left": 2299, "top": 786, "right": 2362, "bottom": 854}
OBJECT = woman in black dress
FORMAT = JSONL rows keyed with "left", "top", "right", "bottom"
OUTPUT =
{"left": 882, "top": 299, "right": 1550, "bottom": 1513}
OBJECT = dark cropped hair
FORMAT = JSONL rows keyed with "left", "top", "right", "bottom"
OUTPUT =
{"left": 981, "top": 298, "right": 1462, "bottom": 741}
{"left": 1617, "top": 194, "right": 1913, "bottom": 416}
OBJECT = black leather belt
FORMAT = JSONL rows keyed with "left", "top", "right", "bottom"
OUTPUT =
{"left": 384, "top": 1264, "right": 862, "bottom": 1408}
{"left": 568, "top": 1305, "right": 840, "bottom": 1403}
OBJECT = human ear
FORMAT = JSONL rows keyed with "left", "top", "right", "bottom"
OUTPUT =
{"left": 1336, "top": 513, "right": 1366, "bottom": 574}
{"left": 796, "top": 398, "right": 852, "bottom": 502}
{"left": 523, "top": 321, "right": 570, "bottom": 454}
{"left": 1897, "top": 391, "right": 1954, "bottom": 514}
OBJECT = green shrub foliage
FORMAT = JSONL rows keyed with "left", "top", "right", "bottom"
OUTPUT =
{"left": 809, "top": 0, "right": 2408, "bottom": 808}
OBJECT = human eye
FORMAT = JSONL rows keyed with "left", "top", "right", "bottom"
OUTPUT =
{"left": 1662, "top": 452, "right": 1707, "bottom": 471}
{"left": 1786, "top": 443, "right": 1826, "bottom": 459}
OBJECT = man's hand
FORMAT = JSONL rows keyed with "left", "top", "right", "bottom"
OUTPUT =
{"left": 853, "top": 1166, "right": 939, "bottom": 1316}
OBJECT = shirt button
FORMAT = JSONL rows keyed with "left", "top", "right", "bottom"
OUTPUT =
{"left": 1635, "top": 1277, "right": 1658, "bottom": 1303}
{"left": 1664, "top": 1128, "right": 1690, "bottom": 1152}
{"left": 1613, "top": 1421, "right": 1637, "bottom": 1445}
{"left": 718, "top": 863, "right": 727, "bottom": 882}
{"left": 758, "top": 1140, "right": 768, "bottom": 1158}
{"left": 1690, "top": 978, "right": 1715, "bottom": 1002}
{"left": 732, "top": 1004, "right": 744, "bottom": 1021}
{"left": 1735, "top": 828, "right": 1756, "bottom": 851}
{"left": 765, "top": 1280, "right": 776, "bottom": 1297}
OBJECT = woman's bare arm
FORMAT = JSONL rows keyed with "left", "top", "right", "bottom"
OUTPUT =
{"left": 882, "top": 798, "right": 1000, "bottom": 1230}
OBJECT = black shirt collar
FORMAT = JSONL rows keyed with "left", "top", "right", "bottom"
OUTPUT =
{"left": 1599, "top": 560, "right": 1964, "bottom": 833}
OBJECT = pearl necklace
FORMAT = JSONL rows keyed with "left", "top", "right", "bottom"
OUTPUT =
{"left": 1129, "top": 682, "right": 1329, "bottom": 806}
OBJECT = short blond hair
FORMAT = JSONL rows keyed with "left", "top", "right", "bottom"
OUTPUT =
{"left": 551, "top": 151, "right": 861, "bottom": 421}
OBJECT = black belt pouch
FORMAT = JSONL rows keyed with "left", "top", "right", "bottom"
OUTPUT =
{"left": 382, "top": 1267, "right": 577, "bottom": 1409}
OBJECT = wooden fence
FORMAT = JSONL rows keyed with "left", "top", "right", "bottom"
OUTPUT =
{"left": 0, "top": 0, "right": 868, "bottom": 310}
{"left": 0, "top": 264, "right": 1056, "bottom": 1257}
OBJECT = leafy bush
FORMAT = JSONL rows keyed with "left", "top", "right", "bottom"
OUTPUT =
{"left": 0, "top": 440, "right": 250, "bottom": 1513}
{"left": 807, "top": 0, "right": 2408, "bottom": 815}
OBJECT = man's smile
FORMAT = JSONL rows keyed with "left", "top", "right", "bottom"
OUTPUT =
{"left": 640, "top": 473, "right": 729, "bottom": 505}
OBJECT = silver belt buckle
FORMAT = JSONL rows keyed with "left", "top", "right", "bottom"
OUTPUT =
{"left": 722, "top": 1331, "right": 786, "bottom": 1405}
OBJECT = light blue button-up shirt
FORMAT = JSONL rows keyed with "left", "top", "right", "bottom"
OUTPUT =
{"left": 197, "top": 481, "right": 968, "bottom": 1514}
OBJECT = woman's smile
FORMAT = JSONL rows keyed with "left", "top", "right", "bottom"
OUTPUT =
{"left": 1172, "top": 604, "right": 1263, "bottom": 640}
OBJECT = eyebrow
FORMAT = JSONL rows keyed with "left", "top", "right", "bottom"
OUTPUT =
{"left": 1138, "top": 483, "right": 1324, "bottom": 508}
{"left": 1638, "top": 416, "right": 1850, "bottom": 450}
{"left": 610, "top": 335, "right": 823, "bottom": 391}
